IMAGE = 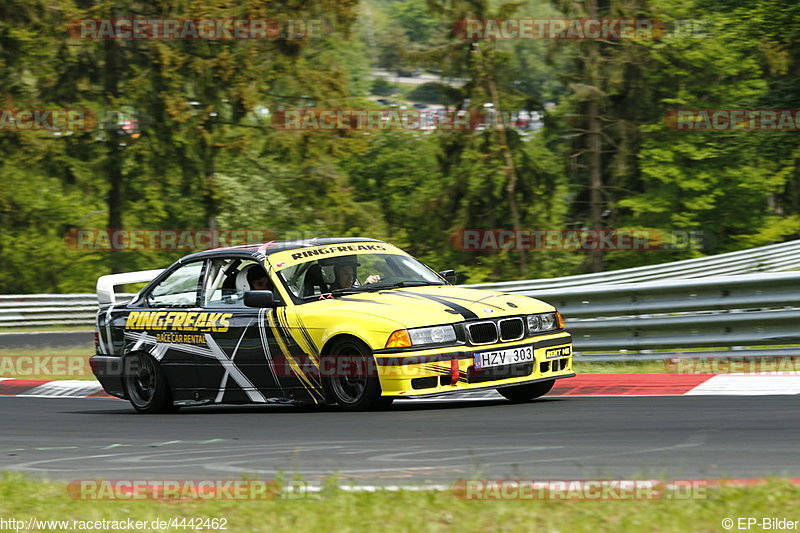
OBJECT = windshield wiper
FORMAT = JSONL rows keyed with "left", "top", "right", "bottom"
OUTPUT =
{"left": 370, "top": 280, "right": 445, "bottom": 290}
{"left": 321, "top": 281, "right": 444, "bottom": 297}
{"left": 330, "top": 287, "right": 372, "bottom": 295}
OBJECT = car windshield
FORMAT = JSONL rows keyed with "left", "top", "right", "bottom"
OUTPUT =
{"left": 276, "top": 253, "right": 445, "bottom": 301}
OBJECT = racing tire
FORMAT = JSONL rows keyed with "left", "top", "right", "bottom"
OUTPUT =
{"left": 123, "top": 352, "right": 176, "bottom": 413}
{"left": 497, "top": 379, "right": 555, "bottom": 402}
{"left": 321, "top": 338, "right": 386, "bottom": 411}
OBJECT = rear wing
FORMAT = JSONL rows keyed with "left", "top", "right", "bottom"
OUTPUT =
{"left": 96, "top": 269, "right": 165, "bottom": 306}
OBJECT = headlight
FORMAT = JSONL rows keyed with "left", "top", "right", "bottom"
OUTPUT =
{"left": 527, "top": 312, "right": 558, "bottom": 334}
{"left": 540, "top": 312, "right": 556, "bottom": 330}
{"left": 408, "top": 325, "right": 457, "bottom": 346}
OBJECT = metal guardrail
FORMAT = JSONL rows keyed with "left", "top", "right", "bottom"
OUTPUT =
{"left": 0, "top": 294, "right": 134, "bottom": 328}
{"left": 525, "top": 271, "right": 800, "bottom": 361}
{"left": 464, "top": 239, "right": 800, "bottom": 291}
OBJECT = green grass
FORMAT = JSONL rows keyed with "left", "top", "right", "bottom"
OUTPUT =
{"left": 0, "top": 472, "right": 798, "bottom": 532}
{"left": 575, "top": 360, "right": 669, "bottom": 374}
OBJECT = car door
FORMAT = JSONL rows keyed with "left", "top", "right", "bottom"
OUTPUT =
{"left": 199, "top": 256, "right": 324, "bottom": 404}
{"left": 122, "top": 259, "right": 208, "bottom": 403}
{"left": 200, "top": 256, "right": 292, "bottom": 404}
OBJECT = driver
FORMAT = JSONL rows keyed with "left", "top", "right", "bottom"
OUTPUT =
{"left": 330, "top": 261, "right": 381, "bottom": 290}
{"left": 332, "top": 264, "right": 356, "bottom": 290}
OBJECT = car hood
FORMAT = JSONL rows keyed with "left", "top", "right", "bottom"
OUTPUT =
{"left": 298, "top": 285, "right": 555, "bottom": 329}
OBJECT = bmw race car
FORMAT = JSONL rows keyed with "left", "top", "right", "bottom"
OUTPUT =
{"left": 90, "top": 238, "right": 574, "bottom": 412}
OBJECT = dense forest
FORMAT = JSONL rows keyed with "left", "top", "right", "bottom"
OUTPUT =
{"left": 1, "top": 0, "right": 798, "bottom": 293}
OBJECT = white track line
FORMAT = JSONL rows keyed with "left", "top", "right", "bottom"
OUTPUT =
{"left": 686, "top": 373, "right": 800, "bottom": 395}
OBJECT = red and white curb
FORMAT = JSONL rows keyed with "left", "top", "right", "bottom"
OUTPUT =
{"left": 1, "top": 372, "right": 800, "bottom": 400}
{"left": 0, "top": 378, "right": 111, "bottom": 398}
{"left": 554, "top": 372, "right": 800, "bottom": 396}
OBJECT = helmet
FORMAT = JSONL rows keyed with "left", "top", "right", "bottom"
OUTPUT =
{"left": 235, "top": 264, "right": 259, "bottom": 293}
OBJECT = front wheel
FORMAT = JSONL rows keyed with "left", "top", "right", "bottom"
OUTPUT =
{"left": 497, "top": 380, "right": 555, "bottom": 403}
{"left": 123, "top": 352, "right": 176, "bottom": 413}
{"left": 321, "top": 338, "right": 386, "bottom": 411}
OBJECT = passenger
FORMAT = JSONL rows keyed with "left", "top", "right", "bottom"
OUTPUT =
{"left": 247, "top": 268, "right": 271, "bottom": 291}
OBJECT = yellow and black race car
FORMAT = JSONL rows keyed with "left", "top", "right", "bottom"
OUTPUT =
{"left": 91, "top": 238, "right": 574, "bottom": 412}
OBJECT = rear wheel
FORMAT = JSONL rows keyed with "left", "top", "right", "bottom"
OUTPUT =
{"left": 497, "top": 380, "right": 555, "bottom": 402}
{"left": 123, "top": 352, "right": 176, "bottom": 413}
{"left": 321, "top": 338, "right": 387, "bottom": 411}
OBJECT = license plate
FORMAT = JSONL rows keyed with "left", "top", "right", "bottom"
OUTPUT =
{"left": 544, "top": 346, "right": 571, "bottom": 359}
{"left": 474, "top": 345, "right": 534, "bottom": 369}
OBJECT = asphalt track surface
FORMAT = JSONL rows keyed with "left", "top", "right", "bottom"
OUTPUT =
{"left": 1, "top": 395, "right": 798, "bottom": 485}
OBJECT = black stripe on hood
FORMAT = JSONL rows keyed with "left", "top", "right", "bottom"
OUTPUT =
{"left": 392, "top": 290, "right": 479, "bottom": 320}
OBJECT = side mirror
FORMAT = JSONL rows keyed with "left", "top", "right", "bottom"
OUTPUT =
{"left": 438, "top": 269, "right": 457, "bottom": 284}
{"left": 244, "top": 290, "right": 279, "bottom": 308}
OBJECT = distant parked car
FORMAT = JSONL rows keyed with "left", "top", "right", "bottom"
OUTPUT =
{"left": 396, "top": 68, "right": 422, "bottom": 77}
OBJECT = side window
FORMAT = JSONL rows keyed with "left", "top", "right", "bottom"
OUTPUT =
{"left": 203, "top": 258, "right": 270, "bottom": 307}
{"left": 147, "top": 261, "right": 205, "bottom": 308}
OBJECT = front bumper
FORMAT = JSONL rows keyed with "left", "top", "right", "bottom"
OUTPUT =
{"left": 373, "top": 331, "right": 574, "bottom": 397}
